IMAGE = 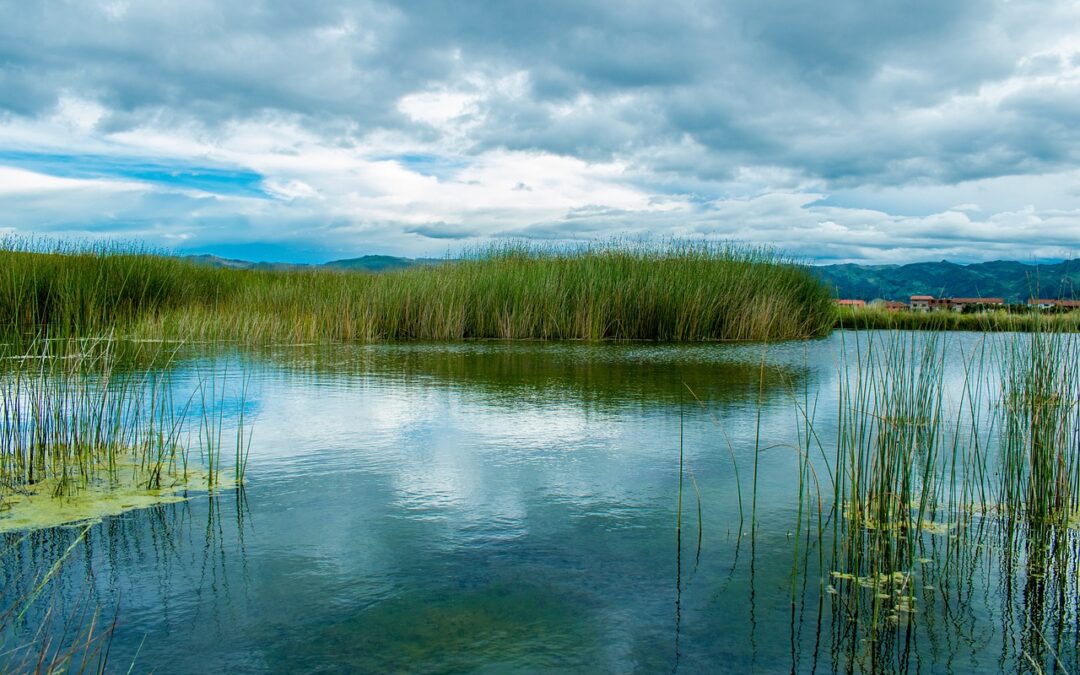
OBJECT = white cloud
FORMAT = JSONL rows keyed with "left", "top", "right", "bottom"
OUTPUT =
{"left": 0, "top": 167, "right": 139, "bottom": 194}
{"left": 398, "top": 90, "right": 479, "bottom": 129}
{"left": 1, "top": 0, "right": 1079, "bottom": 262}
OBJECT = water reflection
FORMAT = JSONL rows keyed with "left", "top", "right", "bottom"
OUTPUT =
{"left": 243, "top": 341, "right": 813, "bottom": 412}
{"left": 0, "top": 335, "right": 1077, "bottom": 672}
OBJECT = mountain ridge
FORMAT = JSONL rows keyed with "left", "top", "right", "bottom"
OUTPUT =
{"left": 182, "top": 254, "right": 444, "bottom": 273}
{"left": 182, "top": 254, "right": 1080, "bottom": 304}
{"left": 812, "top": 258, "right": 1080, "bottom": 303}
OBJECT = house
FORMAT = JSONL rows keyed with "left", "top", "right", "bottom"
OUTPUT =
{"left": 835, "top": 299, "right": 866, "bottom": 309}
{"left": 910, "top": 295, "right": 1004, "bottom": 312}
{"left": 910, "top": 295, "right": 934, "bottom": 312}
{"left": 1028, "top": 298, "right": 1080, "bottom": 310}
{"left": 948, "top": 297, "right": 1005, "bottom": 312}
{"left": 883, "top": 301, "right": 907, "bottom": 312}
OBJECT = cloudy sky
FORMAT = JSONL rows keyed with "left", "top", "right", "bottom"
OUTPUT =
{"left": 2, "top": 1, "right": 1079, "bottom": 263}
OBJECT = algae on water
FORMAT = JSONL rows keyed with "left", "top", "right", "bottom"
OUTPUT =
{"left": 1, "top": 337, "right": 252, "bottom": 534}
{"left": 0, "top": 458, "right": 234, "bottom": 533}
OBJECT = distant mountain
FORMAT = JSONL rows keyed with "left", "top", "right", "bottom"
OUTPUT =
{"left": 182, "top": 254, "right": 307, "bottom": 272}
{"left": 183, "top": 253, "right": 442, "bottom": 273}
{"left": 183, "top": 253, "right": 1080, "bottom": 304}
{"left": 324, "top": 255, "right": 444, "bottom": 272}
{"left": 813, "top": 259, "right": 1080, "bottom": 303}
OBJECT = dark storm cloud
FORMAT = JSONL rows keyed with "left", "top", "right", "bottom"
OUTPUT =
{"left": 0, "top": 1, "right": 417, "bottom": 129}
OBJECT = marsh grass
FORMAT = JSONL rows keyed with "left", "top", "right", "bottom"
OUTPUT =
{"left": 998, "top": 326, "right": 1080, "bottom": 526}
{"left": 835, "top": 331, "right": 948, "bottom": 537}
{"left": 836, "top": 306, "right": 1080, "bottom": 332}
{"left": 0, "top": 337, "right": 250, "bottom": 532}
{"left": 0, "top": 238, "right": 235, "bottom": 341}
{"left": 2, "top": 239, "right": 836, "bottom": 344}
{"left": 780, "top": 326, "right": 1080, "bottom": 670}
{"left": 824, "top": 331, "right": 954, "bottom": 653}
{"left": 0, "top": 337, "right": 181, "bottom": 497}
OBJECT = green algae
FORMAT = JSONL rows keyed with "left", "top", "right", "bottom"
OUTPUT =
{"left": 0, "top": 458, "right": 233, "bottom": 533}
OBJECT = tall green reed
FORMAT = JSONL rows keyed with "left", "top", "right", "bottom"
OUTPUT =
{"left": 2, "top": 238, "right": 837, "bottom": 344}
{"left": 0, "top": 337, "right": 251, "bottom": 512}
{"left": 836, "top": 306, "right": 1080, "bottom": 333}
{"left": 828, "top": 332, "right": 940, "bottom": 651}
{"left": 998, "top": 326, "right": 1080, "bottom": 526}
{"left": 788, "top": 328, "right": 1079, "bottom": 670}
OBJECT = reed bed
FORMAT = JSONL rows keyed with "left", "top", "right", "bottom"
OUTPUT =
{"left": 823, "top": 331, "right": 955, "bottom": 653}
{"left": 0, "top": 338, "right": 181, "bottom": 496}
{"left": 1, "top": 239, "right": 836, "bottom": 344}
{"left": 836, "top": 306, "right": 1080, "bottom": 332}
{"left": 0, "top": 238, "right": 238, "bottom": 341}
{"left": 791, "top": 326, "right": 1080, "bottom": 670}
{"left": 0, "top": 337, "right": 251, "bottom": 529}
{"left": 998, "top": 328, "right": 1080, "bottom": 526}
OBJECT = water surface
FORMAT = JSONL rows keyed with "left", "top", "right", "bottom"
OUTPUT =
{"left": 3, "top": 334, "right": 1078, "bottom": 672}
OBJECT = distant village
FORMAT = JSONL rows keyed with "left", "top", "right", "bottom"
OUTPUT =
{"left": 835, "top": 296, "right": 1080, "bottom": 312}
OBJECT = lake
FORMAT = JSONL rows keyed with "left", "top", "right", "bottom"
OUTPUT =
{"left": 2, "top": 332, "right": 1078, "bottom": 672}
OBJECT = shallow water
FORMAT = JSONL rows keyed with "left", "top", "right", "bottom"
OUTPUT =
{"left": 2, "top": 333, "right": 1078, "bottom": 673}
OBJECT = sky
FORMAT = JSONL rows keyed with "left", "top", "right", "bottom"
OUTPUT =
{"left": 1, "top": 1, "right": 1079, "bottom": 264}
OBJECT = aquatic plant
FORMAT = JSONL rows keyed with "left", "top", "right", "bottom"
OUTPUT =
{"left": 1, "top": 238, "right": 836, "bottom": 343}
{"left": 780, "top": 328, "right": 1080, "bottom": 671}
{"left": 836, "top": 305, "right": 1080, "bottom": 333}
{"left": 0, "top": 237, "right": 236, "bottom": 341}
{"left": 998, "top": 326, "right": 1080, "bottom": 526}
{"left": 0, "top": 337, "right": 251, "bottom": 532}
{"left": 820, "top": 331, "right": 951, "bottom": 657}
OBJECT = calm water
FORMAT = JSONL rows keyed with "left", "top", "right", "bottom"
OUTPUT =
{"left": 3, "top": 333, "right": 1078, "bottom": 672}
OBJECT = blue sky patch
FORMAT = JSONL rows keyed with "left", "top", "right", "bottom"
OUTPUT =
{"left": 0, "top": 150, "right": 269, "bottom": 198}
{"left": 382, "top": 153, "right": 469, "bottom": 180}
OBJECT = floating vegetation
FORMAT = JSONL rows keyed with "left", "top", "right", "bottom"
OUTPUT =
{"left": 0, "top": 456, "right": 231, "bottom": 533}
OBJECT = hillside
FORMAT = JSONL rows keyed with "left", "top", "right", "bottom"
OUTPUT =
{"left": 183, "top": 254, "right": 441, "bottom": 273}
{"left": 324, "top": 255, "right": 444, "bottom": 271}
{"left": 183, "top": 253, "right": 1080, "bottom": 304}
{"left": 814, "top": 259, "right": 1080, "bottom": 303}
